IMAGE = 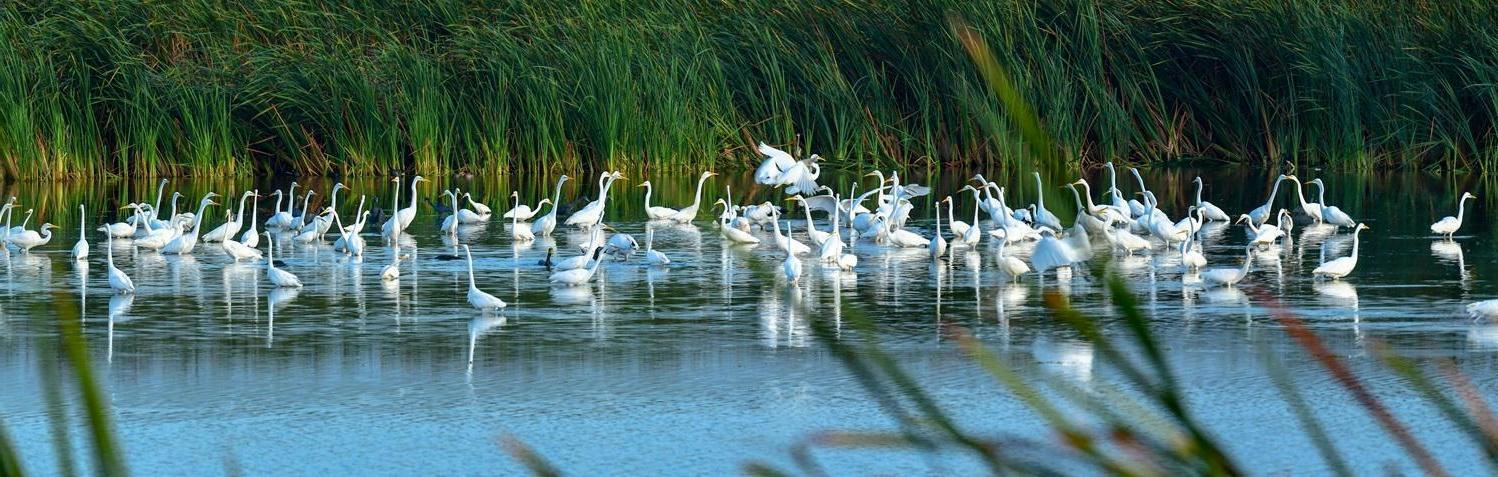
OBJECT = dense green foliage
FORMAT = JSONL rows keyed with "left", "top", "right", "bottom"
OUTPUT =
{"left": 3, "top": 0, "right": 1498, "bottom": 178}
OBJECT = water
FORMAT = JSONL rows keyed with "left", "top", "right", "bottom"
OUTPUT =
{"left": 3, "top": 168, "right": 1498, "bottom": 475}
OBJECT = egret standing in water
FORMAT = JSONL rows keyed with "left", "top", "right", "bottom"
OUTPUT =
{"left": 463, "top": 245, "right": 507, "bottom": 311}
{"left": 1313, "top": 223, "right": 1370, "bottom": 280}
{"left": 73, "top": 204, "right": 89, "bottom": 260}
{"left": 104, "top": 233, "right": 134, "bottom": 294}
{"left": 265, "top": 232, "right": 302, "bottom": 288}
{"left": 644, "top": 228, "right": 670, "bottom": 266}
{"left": 532, "top": 175, "right": 570, "bottom": 237}
{"left": 1201, "top": 247, "right": 1254, "bottom": 288}
{"left": 1432, "top": 192, "right": 1476, "bottom": 239}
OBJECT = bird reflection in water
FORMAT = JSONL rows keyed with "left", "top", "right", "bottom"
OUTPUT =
{"left": 106, "top": 293, "right": 135, "bottom": 363}
{"left": 467, "top": 315, "right": 508, "bottom": 375}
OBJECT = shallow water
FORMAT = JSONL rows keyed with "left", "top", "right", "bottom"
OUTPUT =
{"left": 2, "top": 167, "right": 1498, "bottom": 475}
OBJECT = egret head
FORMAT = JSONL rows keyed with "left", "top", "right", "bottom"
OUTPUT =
{"left": 1464, "top": 192, "right": 1477, "bottom": 200}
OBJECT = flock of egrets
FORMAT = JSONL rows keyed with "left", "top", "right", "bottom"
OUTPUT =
{"left": 0, "top": 141, "right": 1491, "bottom": 318}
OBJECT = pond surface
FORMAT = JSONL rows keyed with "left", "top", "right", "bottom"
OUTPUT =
{"left": 3, "top": 167, "right": 1498, "bottom": 475}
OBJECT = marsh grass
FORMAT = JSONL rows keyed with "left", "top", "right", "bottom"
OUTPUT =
{"left": 4, "top": 1, "right": 1498, "bottom": 178}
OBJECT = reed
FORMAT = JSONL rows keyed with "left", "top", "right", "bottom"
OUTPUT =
{"left": 2, "top": 1, "right": 1497, "bottom": 178}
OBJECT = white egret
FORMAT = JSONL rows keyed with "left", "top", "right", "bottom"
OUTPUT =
{"left": 948, "top": 193, "right": 981, "bottom": 248}
{"left": 439, "top": 189, "right": 462, "bottom": 236}
{"left": 7, "top": 223, "right": 57, "bottom": 252}
{"left": 381, "top": 250, "right": 406, "bottom": 281}
{"left": 1247, "top": 174, "right": 1289, "bottom": 225}
{"left": 508, "top": 192, "right": 535, "bottom": 242}
{"left": 996, "top": 240, "right": 1030, "bottom": 281}
{"left": 637, "top": 181, "right": 676, "bottom": 220}
{"left": 1284, "top": 175, "right": 1323, "bottom": 223}
{"left": 769, "top": 153, "right": 822, "bottom": 195}
{"left": 293, "top": 208, "right": 333, "bottom": 243}
{"left": 1102, "top": 162, "right": 1131, "bottom": 218}
{"left": 532, "top": 175, "right": 571, "bottom": 236}
{"left": 1030, "top": 231, "right": 1076, "bottom": 276}
{"left": 265, "top": 232, "right": 302, "bottom": 288}
{"left": 72, "top": 204, "right": 89, "bottom": 260}
{"left": 1313, "top": 223, "right": 1370, "bottom": 280}
{"left": 714, "top": 202, "right": 760, "bottom": 244}
{"left": 290, "top": 190, "right": 316, "bottom": 230}
{"left": 1431, "top": 192, "right": 1477, "bottom": 239}
{"left": 452, "top": 190, "right": 485, "bottom": 225}
{"left": 1180, "top": 226, "right": 1206, "bottom": 271}
{"left": 309, "top": 183, "right": 348, "bottom": 235}
{"left": 1107, "top": 226, "right": 1152, "bottom": 256}
{"left": 1308, "top": 179, "right": 1355, "bottom": 228}
{"left": 755, "top": 142, "right": 797, "bottom": 185}
{"left": 104, "top": 233, "right": 134, "bottom": 294}
{"left": 465, "top": 193, "right": 493, "bottom": 216}
{"left": 556, "top": 227, "right": 604, "bottom": 271}
{"left": 1065, "top": 182, "right": 1107, "bottom": 235}
{"left": 788, "top": 196, "right": 831, "bottom": 246}
{"left": 1201, "top": 247, "right": 1254, "bottom": 287}
{"left": 1029, "top": 172, "right": 1063, "bottom": 231}
{"left": 5, "top": 208, "right": 33, "bottom": 238}
{"left": 162, "top": 193, "right": 220, "bottom": 255}
{"left": 202, "top": 189, "right": 254, "bottom": 241}
{"left": 644, "top": 228, "right": 670, "bottom": 266}
{"left": 605, "top": 232, "right": 638, "bottom": 258}
{"left": 221, "top": 235, "right": 263, "bottom": 261}
{"left": 1191, "top": 177, "right": 1231, "bottom": 221}
{"left": 770, "top": 214, "right": 810, "bottom": 256}
{"left": 462, "top": 245, "right": 507, "bottom": 310}
{"left": 929, "top": 200, "right": 948, "bottom": 260}
{"left": 566, "top": 171, "right": 624, "bottom": 228}
{"left": 668, "top": 171, "right": 717, "bottom": 224}
{"left": 395, "top": 176, "right": 427, "bottom": 230}
{"left": 783, "top": 242, "right": 802, "bottom": 284}
{"left": 495, "top": 192, "right": 544, "bottom": 221}
{"left": 379, "top": 177, "right": 404, "bottom": 240}
{"left": 550, "top": 248, "right": 606, "bottom": 286}
{"left": 238, "top": 191, "right": 262, "bottom": 248}
{"left": 266, "top": 182, "right": 298, "bottom": 228}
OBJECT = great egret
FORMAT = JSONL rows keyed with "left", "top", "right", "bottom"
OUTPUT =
{"left": 714, "top": 200, "right": 760, "bottom": 244}
{"left": 667, "top": 171, "right": 717, "bottom": 224}
{"left": 290, "top": 190, "right": 316, "bottom": 230}
{"left": 1313, "top": 223, "right": 1370, "bottom": 280}
{"left": 381, "top": 250, "right": 406, "bottom": 281}
{"left": 1236, "top": 213, "right": 1284, "bottom": 248}
{"left": 1180, "top": 225, "right": 1206, "bottom": 271}
{"left": 5, "top": 208, "right": 33, "bottom": 239}
{"left": 72, "top": 204, "right": 89, "bottom": 260}
{"left": 1140, "top": 192, "right": 1185, "bottom": 244}
{"left": 205, "top": 189, "right": 254, "bottom": 241}
{"left": 463, "top": 245, "right": 507, "bottom": 310}
{"left": 929, "top": 200, "right": 948, "bottom": 260}
{"left": 1246, "top": 175, "right": 1288, "bottom": 225}
{"left": 491, "top": 193, "right": 541, "bottom": 222}
{"left": 332, "top": 196, "right": 368, "bottom": 252}
{"left": 787, "top": 196, "right": 831, "bottom": 246}
{"left": 605, "top": 232, "right": 638, "bottom": 258}
{"left": 1283, "top": 175, "right": 1323, "bottom": 224}
{"left": 1307, "top": 179, "right": 1355, "bottom": 228}
{"left": 309, "top": 183, "right": 348, "bottom": 235}
{"left": 769, "top": 153, "right": 822, "bottom": 195}
{"left": 949, "top": 193, "right": 981, "bottom": 248}
{"left": 238, "top": 192, "right": 262, "bottom": 248}
{"left": 533, "top": 175, "right": 571, "bottom": 236}
{"left": 567, "top": 171, "right": 624, "bottom": 228}
{"left": 550, "top": 248, "right": 606, "bottom": 286}
{"left": 1107, "top": 226, "right": 1152, "bottom": 256}
{"left": 783, "top": 242, "right": 802, "bottom": 284}
{"left": 440, "top": 189, "right": 462, "bottom": 237}
{"left": 644, "top": 228, "right": 670, "bottom": 266}
{"left": 1201, "top": 247, "right": 1254, "bottom": 287}
{"left": 465, "top": 193, "right": 493, "bottom": 216}
{"left": 294, "top": 208, "right": 332, "bottom": 243}
{"left": 1030, "top": 231, "right": 1076, "bottom": 276}
{"left": 452, "top": 190, "right": 485, "bottom": 225}
{"left": 1065, "top": 183, "right": 1107, "bottom": 235}
{"left": 1029, "top": 172, "right": 1063, "bottom": 231}
{"left": 99, "top": 204, "right": 138, "bottom": 239}
{"left": 996, "top": 240, "right": 1029, "bottom": 281}
{"left": 506, "top": 192, "right": 534, "bottom": 242}
{"left": 132, "top": 204, "right": 180, "bottom": 251}
{"left": 395, "top": 176, "right": 427, "bottom": 230}
{"left": 1432, "top": 192, "right": 1477, "bottom": 239}
{"left": 556, "top": 227, "right": 604, "bottom": 271}
{"left": 755, "top": 142, "right": 798, "bottom": 185}
{"left": 266, "top": 182, "right": 298, "bottom": 229}
{"left": 143, "top": 178, "right": 169, "bottom": 225}
{"left": 379, "top": 177, "right": 404, "bottom": 240}
{"left": 265, "top": 232, "right": 302, "bottom": 288}
{"left": 1102, "top": 162, "right": 1131, "bottom": 219}
{"left": 1191, "top": 177, "right": 1231, "bottom": 221}
{"left": 104, "top": 233, "right": 134, "bottom": 294}
{"left": 1127, "top": 168, "right": 1151, "bottom": 218}
{"left": 162, "top": 194, "right": 220, "bottom": 255}
{"left": 770, "top": 214, "right": 810, "bottom": 256}
{"left": 222, "top": 235, "right": 263, "bottom": 261}
{"left": 7, "top": 223, "right": 56, "bottom": 252}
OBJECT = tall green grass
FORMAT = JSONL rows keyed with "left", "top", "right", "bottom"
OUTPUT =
{"left": 2, "top": 0, "right": 1498, "bottom": 178}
